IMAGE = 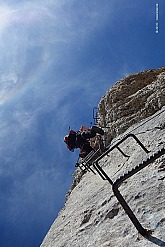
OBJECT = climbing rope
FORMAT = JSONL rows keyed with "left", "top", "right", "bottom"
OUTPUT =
{"left": 135, "top": 124, "right": 165, "bottom": 135}
{"left": 129, "top": 108, "right": 165, "bottom": 135}
{"left": 105, "top": 108, "right": 165, "bottom": 146}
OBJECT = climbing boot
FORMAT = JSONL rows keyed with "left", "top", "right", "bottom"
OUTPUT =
{"left": 91, "top": 126, "right": 104, "bottom": 135}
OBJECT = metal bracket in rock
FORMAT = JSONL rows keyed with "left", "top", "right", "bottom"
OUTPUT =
{"left": 92, "top": 133, "right": 165, "bottom": 238}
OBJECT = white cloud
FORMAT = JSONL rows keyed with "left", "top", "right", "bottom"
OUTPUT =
{"left": 0, "top": 0, "right": 116, "bottom": 105}
{"left": 0, "top": 5, "right": 18, "bottom": 32}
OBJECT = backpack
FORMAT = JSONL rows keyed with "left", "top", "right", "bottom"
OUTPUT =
{"left": 67, "top": 130, "right": 76, "bottom": 148}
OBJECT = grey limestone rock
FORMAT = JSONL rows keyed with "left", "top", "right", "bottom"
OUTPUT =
{"left": 41, "top": 67, "right": 165, "bottom": 247}
{"left": 98, "top": 67, "right": 165, "bottom": 144}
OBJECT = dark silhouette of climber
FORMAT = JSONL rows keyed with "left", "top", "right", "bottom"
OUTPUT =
{"left": 64, "top": 126, "right": 104, "bottom": 158}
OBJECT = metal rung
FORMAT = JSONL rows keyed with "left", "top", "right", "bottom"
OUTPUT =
{"left": 93, "top": 145, "right": 165, "bottom": 237}
{"left": 76, "top": 149, "right": 102, "bottom": 174}
{"left": 82, "top": 149, "right": 101, "bottom": 165}
{"left": 82, "top": 150, "right": 95, "bottom": 163}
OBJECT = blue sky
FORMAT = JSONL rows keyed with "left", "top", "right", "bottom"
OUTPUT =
{"left": 0, "top": 0, "right": 164, "bottom": 246}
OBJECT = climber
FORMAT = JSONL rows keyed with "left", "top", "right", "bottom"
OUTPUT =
{"left": 64, "top": 126, "right": 104, "bottom": 158}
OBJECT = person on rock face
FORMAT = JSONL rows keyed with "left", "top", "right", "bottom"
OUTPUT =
{"left": 64, "top": 126, "right": 104, "bottom": 158}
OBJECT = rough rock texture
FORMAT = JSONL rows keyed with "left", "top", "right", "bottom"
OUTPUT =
{"left": 98, "top": 67, "right": 165, "bottom": 144}
{"left": 41, "top": 67, "right": 165, "bottom": 247}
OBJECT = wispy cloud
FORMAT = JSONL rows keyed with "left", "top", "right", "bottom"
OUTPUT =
{"left": 0, "top": 0, "right": 115, "bottom": 105}
{"left": 1, "top": 1, "right": 162, "bottom": 246}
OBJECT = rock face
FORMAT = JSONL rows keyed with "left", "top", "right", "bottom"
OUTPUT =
{"left": 98, "top": 67, "right": 165, "bottom": 144}
{"left": 41, "top": 67, "right": 165, "bottom": 247}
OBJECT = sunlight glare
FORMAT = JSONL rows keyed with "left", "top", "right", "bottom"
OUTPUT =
{"left": 0, "top": 5, "right": 16, "bottom": 31}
